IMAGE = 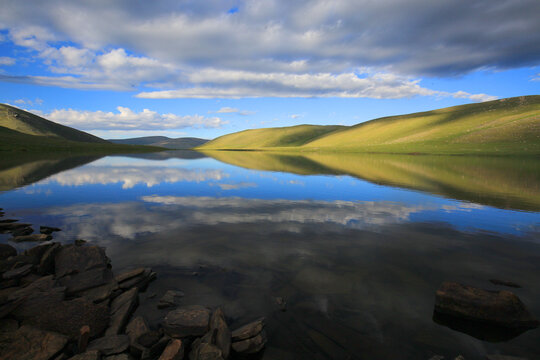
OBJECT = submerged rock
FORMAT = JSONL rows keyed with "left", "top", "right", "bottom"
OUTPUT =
{"left": 434, "top": 282, "right": 539, "bottom": 328}
{"left": 163, "top": 305, "right": 211, "bottom": 338}
{"left": 230, "top": 318, "right": 267, "bottom": 355}
{"left": 87, "top": 334, "right": 130, "bottom": 355}
{"left": 40, "top": 226, "right": 62, "bottom": 234}
{"left": 489, "top": 279, "right": 522, "bottom": 288}
{"left": 158, "top": 290, "right": 185, "bottom": 309}
{"left": 12, "top": 234, "right": 52, "bottom": 242}
{"left": 0, "top": 325, "right": 68, "bottom": 360}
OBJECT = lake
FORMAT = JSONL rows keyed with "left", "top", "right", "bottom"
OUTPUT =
{"left": 1, "top": 151, "right": 539, "bottom": 359}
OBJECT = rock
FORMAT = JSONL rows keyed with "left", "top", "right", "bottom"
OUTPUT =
{"left": 59, "top": 267, "right": 114, "bottom": 295}
{"left": 24, "top": 243, "right": 57, "bottom": 264}
{"left": 67, "top": 350, "right": 101, "bottom": 360}
{"left": 138, "top": 330, "right": 161, "bottom": 347}
{"left": 0, "top": 325, "right": 69, "bottom": 360}
{"left": 2, "top": 263, "right": 33, "bottom": 279}
{"left": 20, "top": 297, "right": 110, "bottom": 339}
{"left": 87, "top": 335, "right": 130, "bottom": 356}
{"left": 231, "top": 330, "right": 267, "bottom": 354}
{"left": 428, "top": 357, "right": 444, "bottom": 360}
{"left": 118, "top": 268, "right": 156, "bottom": 291}
{"left": 12, "top": 226, "right": 34, "bottom": 237}
{"left": 0, "top": 243, "right": 17, "bottom": 260}
{"left": 486, "top": 356, "right": 528, "bottom": 360}
{"left": 489, "top": 279, "right": 522, "bottom": 288}
{"left": 0, "top": 222, "right": 31, "bottom": 233}
{"left": 0, "top": 297, "right": 24, "bottom": 318}
{"left": 434, "top": 282, "right": 539, "bottom": 328}
{"left": 126, "top": 316, "right": 150, "bottom": 344}
{"left": 454, "top": 356, "right": 465, "bottom": 360}
{"left": 78, "top": 325, "right": 91, "bottom": 353}
{"left": 163, "top": 305, "right": 211, "bottom": 338}
{"left": 55, "top": 245, "right": 110, "bottom": 278}
{"left": 8, "top": 275, "right": 57, "bottom": 300}
{"left": 115, "top": 268, "right": 145, "bottom": 283}
{"left": 12, "top": 234, "right": 52, "bottom": 242}
{"left": 80, "top": 280, "right": 119, "bottom": 303}
{"left": 0, "top": 219, "right": 17, "bottom": 224}
{"left": 11, "top": 286, "right": 65, "bottom": 319}
{"left": 38, "top": 243, "right": 62, "bottom": 275}
{"left": 105, "top": 355, "right": 135, "bottom": 360}
{"left": 192, "top": 343, "right": 222, "bottom": 360}
{"left": 231, "top": 318, "right": 265, "bottom": 341}
{"left": 149, "top": 336, "right": 172, "bottom": 359}
{"left": 74, "top": 239, "right": 87, "bottom": 246}
{"left": 158, "top": 339, "right": 184, "bottom": 360}
{"left": 40, "top": 226, "right": 62, "bottom": 234}
{"left": 158, "top": 290, "right": 185, "bottom": 309}
{"left": 106, "top": 287, "right": 139, "bottom": 336}
{"left": 209, "top": 308, "right": 231, "bottom": 359}
{"left": 0, "top": 318, "right": 19, "bottom": 332}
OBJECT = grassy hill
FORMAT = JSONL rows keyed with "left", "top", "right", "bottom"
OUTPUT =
{"left": 198, "top": 96, "right": 540, "bottom": 155}
{"left": 0, "top": 104, "right": 163, "bottom": 154}
{"left": 0, "top": 104, "right": 106, "bottom": 143}
{"left": 199, "top": 124, "right": 345, "bottom": 150}
{"left": 109, "top": 136, "right": 208, "bottom": 149}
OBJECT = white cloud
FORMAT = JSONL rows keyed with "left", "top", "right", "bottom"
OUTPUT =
{"left": 12, "top": 98, "right": 43, "bottom": 106}
{"left": 36, "top": 106, "right": 227, "bottom": 131}
{"left": 0, "top": 0, "right": 524, "bottom": 99}
{"left": 213, "top": 107, "right": 255, "bottom": 116}
{"left": 0, "top": 57, "right": 15, "bottom": 65}
{"left": 290, "top": 114, "right": 302, "bottom": 119}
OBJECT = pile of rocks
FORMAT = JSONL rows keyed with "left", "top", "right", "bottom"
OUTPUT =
{"left": 0, "top": 217, "right": 267, "bottom": 359}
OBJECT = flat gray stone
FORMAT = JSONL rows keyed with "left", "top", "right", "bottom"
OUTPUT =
{"left": 59, "top": 267, "right": 114, "bottom": 295}
{"left": 126, "top": 316, "right": 150, "bottom": 345}
{"left": 163, "top": 305, "right": 211, "bottom": 338}
{"left": 12, "top": 234, "right": 52, "bottom": 242}
{"left": 115, "top": 267, "right": 145, "bottom": 283}
{"left": 158, "top": 339, "right": 184, "bottom": 360}
{"left": 2, "top": 264, "right": 33, "bottom": 279}
{"left": 55, "top": 245, "right": 109, "bottom": 278}
{"left": 231, "top": 318, "right": 264, "bottom": 341}
{"left": 231, "top": 330, "right": 267, "bottom": 354}
{"left": 80, "top": 280, "right": 118, "bottom": 303}
{"left": 87, "top": 334, "right": 130, "bottom": 356}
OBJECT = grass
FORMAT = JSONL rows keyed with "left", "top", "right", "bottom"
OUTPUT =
{"left": 198, "top": 95, "right": 540, "bottom": 155}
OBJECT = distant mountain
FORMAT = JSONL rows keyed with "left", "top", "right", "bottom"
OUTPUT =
{"left": 0, "top": 104, "right": 106, "bottom": 143}
{"left": 198, "top": 95, "right": 540, "bottom": 155}
{"left": 109, "top": 136, "right": 209, "bottom": 149}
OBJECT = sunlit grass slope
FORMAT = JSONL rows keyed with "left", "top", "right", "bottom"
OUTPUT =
{"left": 198, "top": 124, "right": 344, "bottom": 149}
{"left": 199, "top": 96, "right": 540, "bottom": 155}
{"left": 0, "top": 103, "right": 106, "bottom": 143}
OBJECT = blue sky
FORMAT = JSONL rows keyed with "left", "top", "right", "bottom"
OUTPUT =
{"left": 0, "top": 0, "right": 539, "bottom": 139}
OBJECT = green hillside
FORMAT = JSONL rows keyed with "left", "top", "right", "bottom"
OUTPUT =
{"left": 199, "top": 124, "right": 345, "bottom": 149}
{"left": 0, "top": 103, "right": 106, "bottom": 143}
{"left": 109, "top": 136, "right": 208, "bottom": 149}
{"left": 198, "top": 96, "right": 540, "bottom": 155}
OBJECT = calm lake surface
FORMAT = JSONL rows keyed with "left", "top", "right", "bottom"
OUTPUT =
{"left": 1, "top": 151, "right": 540, "bottom": 359}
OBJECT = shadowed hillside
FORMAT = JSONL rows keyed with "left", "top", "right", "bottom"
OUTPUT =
{"left": 198, "top": 96, "right": 540, "bottom": 155}
{"left": 0, "top": 104, "right": 106, "bottom": 143}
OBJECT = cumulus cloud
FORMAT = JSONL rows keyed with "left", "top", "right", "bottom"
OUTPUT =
{"left": 36, "top": 106, "right": 227, "bottom": 131}
{"left": 13, "top": 98, "right": 43, "bottom": 106}
{"left": 0, "top": 0, "right": 526, "bottom": 99}
{"left": 213, "top": 107, "right": 255, "bottom": 116}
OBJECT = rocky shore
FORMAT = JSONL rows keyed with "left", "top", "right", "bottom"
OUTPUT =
{"left": 0, "top": 213, "right": 267, "bottom": 360}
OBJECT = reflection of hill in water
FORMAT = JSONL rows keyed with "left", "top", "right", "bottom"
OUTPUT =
{"left": 0, "top": 154, "right": 101, "bottom": 191}
{"left": 204, "top": 151, "right": 540, "bottom": 212}
{"left": 123, "top": 150, "right": 207, "bottom": 160}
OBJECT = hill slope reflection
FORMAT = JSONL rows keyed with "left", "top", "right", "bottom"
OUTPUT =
{"left": 204, "top": 151, "right": 540, "bottom": 212}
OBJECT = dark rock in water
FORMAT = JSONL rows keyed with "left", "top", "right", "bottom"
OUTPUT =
{"left": 87, "top": 334, "right": 130, "bottom": 355}
{"left": 21, "top": 297, "right": 110, "bottom": 339}
{"left": 126, "top": 316, "right": 150, "bottom": 343}
{"left": 210, "top": 307, "right": 231, "bottom": 359}
{"left": 163, "top": 305, "right": 211, "bottom": 338}
{"left": 148, "top": 336, "right": 172, "bottom": 358}
{"left": 486, "top": 355, "right": 528, "bottom": 360}
{"left": 115, "top": 267, "right": 145, "bottom": 283}
{"left": 2, "top": 264, "right": 33, "bottom": 280}
{"left": 231, "top": 318, "right": 266, "bottom": 355}
{"left": 40, "top": 226, "right": 62, "bottom": 234}
{"left": 38, "top": 243, "right": 62, "bottom": 275}
{"left": 80, "top": 279, "right": 119, "bottom": 303}
{"left": 231, "top": 330, "right": 267, "bottom": 355}
{"left": 0, "top": 243, "right": 17, "bottom": 260}
{"left": 489, "top": 279, "right": 522, "bottom": 288}
{"left": 192, "top": 343, "right": 223, "bottom": 360}
{"left": 0, "top": 325, "right": 68, "bottom": 360}
{"left": 158, "top": 339, "right": 184, "bottom": 360}
{"left": 106, "top": 287, "right": 139, "bottom": 336}
{"left": 118, "top": 268, "right": 156, "bottom": 291}
{"left": 66, "top": 350, "right": 101, "bottom": 360}
{"left": 74, "top": 239, "right": 87, "bottom": 246}
{"left": 55, "top": 244, "right": 110, "bottom": 278}
{"left": 11, "top": 226, "right": 33, "bottom": 237}
{"left": 0, "top": 222, "right": 31, "bottom": 233}
{"left": 59, "top": 267, "right": 114, "bottom": 295}
{"left": 0, "top": 219, "right": 17, "bottom": 224}
{"left": 12, "top": 233, "right": 52, "bottom": 242}
{"left": 137, "top": 330, "right": 161, "bottom": 348}
{"left": 231, "top": 318, "right": 265, "bottom": 341}
{"left": 434, "top": 282, "right": 539, "bottom": 328}
{"left": 158, "top": 290, "right": 185, "bottom": 309}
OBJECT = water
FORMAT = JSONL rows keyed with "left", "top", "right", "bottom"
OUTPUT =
{"left": 1, "top": 151, "right": 539, "bottom": 359}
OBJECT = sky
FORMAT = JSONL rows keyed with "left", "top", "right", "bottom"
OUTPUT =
{"left": 0, "top": 0, "right": 539, "bottom": 140}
